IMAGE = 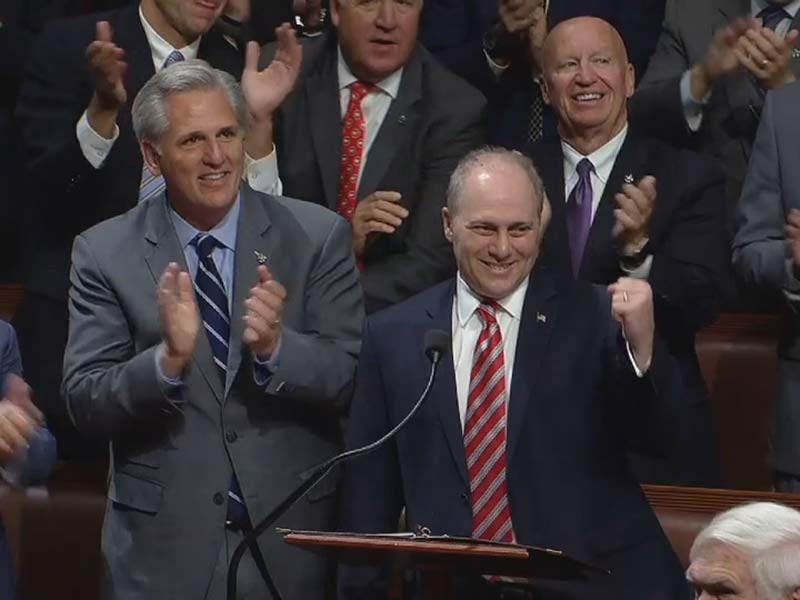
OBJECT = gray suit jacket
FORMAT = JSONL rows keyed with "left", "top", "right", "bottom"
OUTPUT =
{"left": 261, "top": 32, "right": 486, "bottom": 314}
{"left": 62, "top": 186, "right": 364, "bottom": 599}
{"left": 733, "top": 80, "right": 800, "bottom": 475}
{"left": 634, "top": 0, "right": 800, "bottom": 222}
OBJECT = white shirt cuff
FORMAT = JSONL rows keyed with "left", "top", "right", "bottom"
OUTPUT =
{"left": 680, "top": 69, "right": 708, "bottom": 133}
{"left": 246, "top": 146, "right": 283, "bottom": 196}
{"left": 621, "top": 255, "right": 654, "bottom": 280}
{"left": 625, "top": 340, "right": 650, "bottom": 378}
{"left": 484, "top": 49, "right": 511, "bottom": 79}
{"left": 76, "top": 110, "right": 119, "bottom": 169}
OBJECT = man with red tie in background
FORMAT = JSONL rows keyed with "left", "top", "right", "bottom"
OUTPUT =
{"left": 337, "top": 147, "right": 688, "bottom": 600}
{"left": 247, "top": 0, "right": 487, "bottom": 314}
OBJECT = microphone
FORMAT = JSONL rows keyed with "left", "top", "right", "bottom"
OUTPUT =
{"left": 227, "top": 329, "right": 451, "bottom": 600}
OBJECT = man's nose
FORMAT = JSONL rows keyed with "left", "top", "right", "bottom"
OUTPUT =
{"left": 375, "top": 0, "right": 398, "bottom": 29}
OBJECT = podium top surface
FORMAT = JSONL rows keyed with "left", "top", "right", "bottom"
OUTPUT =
{"left": 281, "top": 530, "right": 606, "bottom": 581}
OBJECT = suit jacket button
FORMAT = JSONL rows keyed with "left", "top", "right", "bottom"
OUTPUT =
{"left": 461, "top": 492, "right": 469, "bottom": 504}
{"left": 226, "top": 430, "right": 238, "bottom": 443}
{"left": 213, "top": 492, "right": 224, "bottom": 505}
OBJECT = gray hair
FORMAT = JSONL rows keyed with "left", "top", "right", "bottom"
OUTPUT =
{"left": 131, "top": 59, "right": 250, "bottom": 144}
{"left": 446, "top": 146, "right": 546, "bottom": 217}
{"left": 690, "top": 502, "right": 800, "bottom": 600}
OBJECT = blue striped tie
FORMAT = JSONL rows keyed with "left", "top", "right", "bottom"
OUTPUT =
{"left": 138, "top": 50, "right": 185, "bottom": 203}
{"left": 191, "top": 234, "right": 248, "bottom": 525}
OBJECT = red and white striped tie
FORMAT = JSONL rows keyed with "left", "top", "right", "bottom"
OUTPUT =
{"left": 464, "top": 302, "right": 516, "bottom": 543}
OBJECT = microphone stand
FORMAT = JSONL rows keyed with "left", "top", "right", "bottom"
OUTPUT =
{"left": 226, "top": 348, "right": 446, "bottom": 600}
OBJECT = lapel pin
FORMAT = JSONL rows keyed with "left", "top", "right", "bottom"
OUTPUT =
{"left": 623, "top": 173, "right": 634, "bottom": 185}
{"left": 254, "top": 250, "right": 269, "bottom": 266}
{"left": 398, "top": 114, "right": 407, "bottom": 125}
{"left": 793, "top": 49, "right": 800, "bottom": 60}
{"left": 536, "top": 312, "right": 547, "bottom": 323}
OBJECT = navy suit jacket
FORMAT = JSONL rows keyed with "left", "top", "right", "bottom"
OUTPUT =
{"left": 0, "top": 321, "right": 57, "bottom": 600}
{"left": 338, "top": 268, "right": 687, "bottom": 599}
{"left": 529, "top": 133, "right": 727, "bottom": 487}
{"left": 15, "top": 2, "right": 243, "bottom": 304}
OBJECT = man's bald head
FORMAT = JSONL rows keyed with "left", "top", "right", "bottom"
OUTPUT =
{"left": 542, "top": 17, "right": 629, "bottom": 71}
{"left": 540, "top": 17, "right": 635, "bottom": 155}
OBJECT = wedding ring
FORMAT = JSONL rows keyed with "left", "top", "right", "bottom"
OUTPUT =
{"left": 761, "top": 58, "right": 769, "bottom": 67}
{"left": 622, "top": 291, "right": 629, "bottom": 303}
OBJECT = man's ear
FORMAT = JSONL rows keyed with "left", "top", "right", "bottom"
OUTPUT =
{"left": 141, "top": 141, "right": 162, "bottom": 177}
{"left": 442, "top": 206, "right": 454, "bottom": 242}
{"left": 539, "top": 195, "right": 552, "bottom": 236}
{"left": 540, "top": 77, "right": 552, "bottom": 106}
{"left": 329, "top": 0, "right": 340, "bottom": 27}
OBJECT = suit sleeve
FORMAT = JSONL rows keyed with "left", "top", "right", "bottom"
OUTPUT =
{"left": 603, "top": 303, "right": 677, "bottom": 457}
{"left": 337, "top": 318, "right": 404, "bottom": 600}
{"left": 361, "top": 91, "right": 487, "bottom": 313}
{"left": 647, "top": 156, "right": 727, "bottom": 333}
{"left": 62, "top": 234, "right": 175, "bottom": 438}
{"left": 261, "top": 216, "right": 364, "bottom": 412}
{"left": 732, "top": 90, "right": 799, "bottom": 304}
{"left": 630, "top": 0, "right": 694, "bottom": 144}
{"left": 15, "top": 20, "right": 110, "bottom": 228}
{"left": 0, "top": 322, "right": 23, "bottom": 382}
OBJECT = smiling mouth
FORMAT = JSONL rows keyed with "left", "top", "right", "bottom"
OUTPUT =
{"left": 574, "top": 92, "right": 605, "bottom": 103}
{"left": 196, "top": 1, "right": 219, "bottom": 13}
{"left": 481, "top": 261, "right": 515, "bottom": 272}
{"left": 199, "top": 171, "right": 229, "bottom": 183}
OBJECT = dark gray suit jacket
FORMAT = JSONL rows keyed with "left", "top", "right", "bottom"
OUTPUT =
{"left": 62, "top": 186, "right": 363, "bottom": 599}
{"left": 262, "top": 32, "right": 486, "bottom": 314}
{"left": 634, "top": 0, "right": 800, "bottom": 223}
{"left": 733, "top": 80, "right": 800, "bottom": 477}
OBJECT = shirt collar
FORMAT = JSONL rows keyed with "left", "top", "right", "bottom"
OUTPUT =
{"left": 170, "top": 194, "right": 241, "bottom": 253}
{"left": 752, "top": 0, "right": 800, "bottom": 17}
{"left": 139, "top": 5, "right": 201, "bottom": 69}
{"left": 455, "top": 273, "right": 529, "bottom": 328}
{"left": 562, "top": 124, "right": 628, "bottom": 186}
{"left": 336, "top": 46, "right": 403, "bottom": 100}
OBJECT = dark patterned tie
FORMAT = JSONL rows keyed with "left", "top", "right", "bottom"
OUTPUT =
{"left": 526, "top": 82, "right": 545, "bottom": 145}
{"left": 758, "top": 3, "right": 790, "bottom": 30}
{"left": 191, "top": 234, "right": 247, "bottom": 525}
{"left": 566, "top": 158, "right": 595, "bottom": 277}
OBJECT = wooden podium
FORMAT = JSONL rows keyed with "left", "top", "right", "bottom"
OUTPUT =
{"left": 281, "top": 530, "right": 605, "bottom": 599}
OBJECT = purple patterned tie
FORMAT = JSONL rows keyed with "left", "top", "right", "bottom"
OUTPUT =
{"left": 567, "top": 158, "right": 595, "bottom": 277}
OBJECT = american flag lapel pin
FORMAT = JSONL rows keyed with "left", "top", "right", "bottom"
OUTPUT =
{"left": 254, "top": 250, "right": 269, "bottom": 265}
{"left": 623, "top": 173, "right": 634, "bottom": 185}
{"left": 536, "top": 312, "right": 547, "bottom": 323}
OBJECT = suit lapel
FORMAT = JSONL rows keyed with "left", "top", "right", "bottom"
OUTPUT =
{"left": 114, "top": 5, "right": 155, "bottom": 105}
{"left": 425, "top": 282, "right": 470, "bottom": 489}
{"left": 506, "top": 267, "right": 559, "bottom": 469}
{"left": 357, "top": 48, "right": 423, "bottom": 198}
{"left": 306, "top": 42, "right": 344, "bottom": 210}
{"left": 142, "top": 195, "right": 224, "bottom": 401}
{"left": 714, "top": 0, "right": 748, "bottom": 20}
{"left": 226, "top": 188, "right": 284, "bottom": 398}
{"left": 536, "top": 142, "right": 574, "bottom": 281}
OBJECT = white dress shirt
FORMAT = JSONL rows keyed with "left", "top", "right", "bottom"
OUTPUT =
{"left": 76, "top": 7, "right": 281, "bottom": 196}
{"left": 451, "top": 273, "right": 646, "bottom": 431}
{"left": 562, "top": 125, "right": 654, "bottom": 278}
{"left": 679, "top": 0, "right": 800, "bottom": 131}
{"left": 451, "top": 275, "right": 528, "bottom": 430}
{"left": 337, "top": 48, "right": 403, "bottom": 189}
